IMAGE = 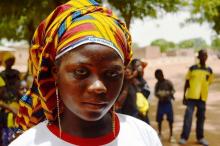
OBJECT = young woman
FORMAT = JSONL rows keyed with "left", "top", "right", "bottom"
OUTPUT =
{"left": 10, "top": 0, "right": 161, "bottom": 145}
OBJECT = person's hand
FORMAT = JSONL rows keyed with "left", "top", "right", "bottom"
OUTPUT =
{"left": 182, "top": 98, "right": 187, "bottom": 105}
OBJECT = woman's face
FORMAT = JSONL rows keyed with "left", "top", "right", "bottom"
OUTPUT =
{"left": 134, "top": 60, "right": 143, "bottom": 76}
{"left": 54, "top": 44, "right": 124, "bottom": 121}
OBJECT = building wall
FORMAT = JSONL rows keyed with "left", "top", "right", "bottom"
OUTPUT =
{"left": 132, "top": 46, "right": 161, "bottom": 59}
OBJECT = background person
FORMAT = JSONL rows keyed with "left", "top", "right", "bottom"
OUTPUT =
{"left": 154, "top": 69, "right": 175, "bottom": 143}
{"left": 131, "top": 59, "right": 151, "bottom": 124}
{"left": 179, "top": 49, "right": 213, "bottom": 146}
{"left": 0, "top": 52, "right": 21, "bottom": 102}
{"left": 116, "top": 64, "right": 139, "bottom": 118}
{"left": 0, "top": 52, "right": 20, "bottom": 146}
{"left": 131, "top": 59, "right": 151, "bottom": 99}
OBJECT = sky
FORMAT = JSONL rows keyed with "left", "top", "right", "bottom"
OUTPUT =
{"left": 130, "top": 12, "right": 216, "bottom": 47}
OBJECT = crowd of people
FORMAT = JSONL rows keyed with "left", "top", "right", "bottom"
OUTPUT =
{"left": 0, "top": 1, "right": 214, "bottom": 146}
{"left": 116, "top": 49, "right": 212, "bottom": 146}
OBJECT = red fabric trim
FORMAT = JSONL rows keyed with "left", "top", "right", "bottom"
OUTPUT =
{"left": 47, "top": 114, "right": 120, "bottom": 146}
{"left": 60, "top": 23, "right": 95, "bottom": 42}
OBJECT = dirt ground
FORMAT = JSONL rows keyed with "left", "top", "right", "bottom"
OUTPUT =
{"left": 143, "top": 55, "right": 220, "bottom": 146}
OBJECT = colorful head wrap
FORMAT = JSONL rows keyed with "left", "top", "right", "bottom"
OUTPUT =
{"left": 16, "top": 0, "right": 132, "bottom": 130}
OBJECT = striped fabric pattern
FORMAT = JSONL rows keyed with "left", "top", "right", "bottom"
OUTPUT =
{"left": 16, "top": 0, "right": 132, "bottom": 130}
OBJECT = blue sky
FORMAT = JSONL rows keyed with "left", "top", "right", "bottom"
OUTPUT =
{"left": 130, "top": 12, "right": 216, "bottom": 47}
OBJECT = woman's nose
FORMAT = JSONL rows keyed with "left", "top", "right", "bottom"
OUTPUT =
{"left": 88, "top": 79, "right": 107, "bottom": 94}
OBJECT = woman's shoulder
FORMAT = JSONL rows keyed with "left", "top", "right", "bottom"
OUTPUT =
{"left": 116, "top": 113, "right": 162, "bottom": 145}
{"left": 9, "top": 121, "right": 48, "bottom": 146}
{"left": 117, "top": 113, "right": 154, "bottom": 131}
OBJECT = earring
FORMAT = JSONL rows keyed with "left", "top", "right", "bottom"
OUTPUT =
{"left": 55, "top": 84, "right": 62, "bottom": 138}
{"left": 111, "top": 104, "right": 116, "bottom": 137}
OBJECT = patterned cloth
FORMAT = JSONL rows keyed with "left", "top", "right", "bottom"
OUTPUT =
{"left": 16, "top": 0, "right": 132, "bottom": 130}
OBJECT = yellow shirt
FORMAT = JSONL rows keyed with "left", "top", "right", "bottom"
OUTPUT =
{"left": 0, "top": 76, "right": 5, "bottom": 87}
{"left": 7, "top": 101, "right": 19, "bottom": 128}
{"left": 185, "top": 64, "right": 213, "bottom": 102}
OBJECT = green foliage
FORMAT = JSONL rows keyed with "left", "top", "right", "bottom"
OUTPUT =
{"left": 0, "top": 0, "right": 187, "bottom": 43}
{"left": 106, "top": 0, "right": 187, "bottom": 29}
{"left": 189, "top": 0, "right": 220, "bottom": 34}
{"left": 0, "top": 0, "right": 68, "bottom": 43}
{"left": 151, "top": 39, "right": 176, "bottom": 52}
{"left": 178, "top": 39, "right": 194, "bottom": 48}
{"left": 178, "top": 38, "right": 207, "bottom": 50}
{"left": 211, "top": 37, "right": 220, "bottom": 50}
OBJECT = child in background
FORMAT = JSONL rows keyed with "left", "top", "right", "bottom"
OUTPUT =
{"left": 0, "top": 52, "right": 20, "bottom": 146}
{"left": 131, "top": 59, "right": 151, "bottom": 124}
{"left": 0, "top": 52, "right": 21, "bottom": 102}
{"left": 154, "top": 69, "right": 175, "bottom": 143}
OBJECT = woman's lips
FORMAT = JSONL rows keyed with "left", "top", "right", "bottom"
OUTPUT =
{"left": 82, "top": 102, "right": 108, "bottom": 110}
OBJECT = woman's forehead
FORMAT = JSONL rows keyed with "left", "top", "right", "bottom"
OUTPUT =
{"left": 61, "top": 43, "right": 124, "bottom": 65}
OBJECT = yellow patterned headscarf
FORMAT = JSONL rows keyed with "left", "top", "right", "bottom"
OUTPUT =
{"left": 16, "top": 0, "right": 132, "bottom": 130}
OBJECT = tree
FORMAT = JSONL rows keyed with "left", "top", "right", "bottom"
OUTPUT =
{"left": 151, "top": 39, "right": 176, "bottom": 52}
{"left": 106, "top": 0, "right": 187, "bottom": 29}
{"left": 188, "top": 0, "right": 220, "bottom": 34}
{"left": 0, "top": 0, "right": 187, "bottom": 43}
{"left": 211, "top": 37, "right": 220, "bottom": 50}
{"left": 0, "top": 0, "right": 67, "bottom": 44}
{"left": 178, "top": 38, "right": 207, "bottom": 50}
{"left": 178, "top": 39, "right": 194, "bottom": 49}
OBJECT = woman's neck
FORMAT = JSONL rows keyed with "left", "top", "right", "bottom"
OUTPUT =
{"left": 58, "top": 110, "right": 112, "bottom": 138}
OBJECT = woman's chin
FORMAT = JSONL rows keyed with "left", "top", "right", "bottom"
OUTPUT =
{"left": 77, "top": 111, "right": 108, "bottom": 122}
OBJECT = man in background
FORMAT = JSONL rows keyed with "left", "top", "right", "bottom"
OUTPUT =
{"left": 179, "top": 50, "right": 213, "bottom": 146}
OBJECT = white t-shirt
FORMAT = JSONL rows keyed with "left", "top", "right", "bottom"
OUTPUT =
{"left": 10, "top": 114, "right": 162, "bottom": 146}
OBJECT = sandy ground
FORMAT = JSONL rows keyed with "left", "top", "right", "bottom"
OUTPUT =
{"left": 143, "top": 55, "right": 220, "bottom": 146}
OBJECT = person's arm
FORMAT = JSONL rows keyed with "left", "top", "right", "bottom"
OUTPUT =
{"left": 183, "top": 69, "right": 191, "bottom": 105}
{"left": 208, "top": 68, "right": 214, "bottom": 85}
{"left": 167, "top": 80, "right": 175, "bottom": 100}
{"left": 183, "top": 80, "right": 189, "bottom": 105}
{"left": 154, "top": 83, "right": 160, "bottom": 99}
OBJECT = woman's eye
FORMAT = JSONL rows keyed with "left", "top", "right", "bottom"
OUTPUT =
{"left": 105, "top": 70, "right": 121, "bottom": 78}
{"left": 73, "top": 68, "right": 89, "bottom": 78}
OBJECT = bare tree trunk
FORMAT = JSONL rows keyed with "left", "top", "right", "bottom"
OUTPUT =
{"left": 125, "top": 17, "right": 131, "bottom": 30}
{"left": 27, "top": 19, "right": 35, "bottom": 45}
